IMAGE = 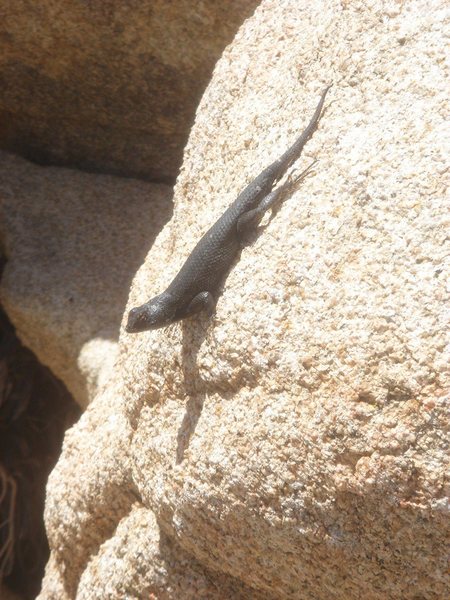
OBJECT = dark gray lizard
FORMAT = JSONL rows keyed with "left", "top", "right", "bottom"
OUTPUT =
{"left": 126, "top": 86, "right": 331, "bottom": 333}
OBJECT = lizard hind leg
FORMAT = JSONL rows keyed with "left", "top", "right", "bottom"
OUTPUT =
{"left": 236, "top": 186, "right": 285, "bottom": 246}
{"left": 236, "top": 159, "right": 317, "bottom": 246}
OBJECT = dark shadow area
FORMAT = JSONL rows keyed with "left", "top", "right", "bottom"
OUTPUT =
{"left": 0, "top": 116, "right": 177, "bottom": 186}
{"left": 0, "top": 304, "right": 81, "bottom": 600}
{"left": 0, "top": 2, "right": 260, "bottom": 183}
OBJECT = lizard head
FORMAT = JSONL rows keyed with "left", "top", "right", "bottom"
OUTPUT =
{"left": 126, "top": 292, "right": 176, "bottom": 333}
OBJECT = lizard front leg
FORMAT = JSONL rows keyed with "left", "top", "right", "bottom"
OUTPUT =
{"left": 181, "top": 291, "right": 216, "bottom": 318}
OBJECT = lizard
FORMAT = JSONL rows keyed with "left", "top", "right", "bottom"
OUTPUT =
{"left": 126, "top": 85, "right": 331, "bottom": 333}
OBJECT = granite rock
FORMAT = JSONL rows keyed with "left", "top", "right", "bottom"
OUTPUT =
{"left": 38, "top": 0, "right": 449, "bottom": 598}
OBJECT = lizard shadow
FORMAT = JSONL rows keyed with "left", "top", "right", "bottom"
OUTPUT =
{"left": 175, "top": 318, "right": 210, "bottom": 464}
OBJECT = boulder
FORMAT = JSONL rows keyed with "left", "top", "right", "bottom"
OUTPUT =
{"left": 38, "top": 0, "right": 449, "bottom": 597}
{"left": 0, "top": 0, "right": 259, "bottom": 181}
{"left": 0, "top": 152, "right": 172, "bottom": 406}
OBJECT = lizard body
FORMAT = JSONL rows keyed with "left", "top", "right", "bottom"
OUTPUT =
{"left": 126, "top": 86, "right": 330, "bottom": 333}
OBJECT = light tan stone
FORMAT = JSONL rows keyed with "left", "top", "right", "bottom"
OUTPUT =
{"left": 0, "top": 152, "right": 172, "bottom": 406}
{"left": 39, "top": 0, "right": 449, "bottom": 598}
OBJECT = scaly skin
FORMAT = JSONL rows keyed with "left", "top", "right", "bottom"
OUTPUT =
{"left": 126, "top": 86, "right": 331, "bottom": 333}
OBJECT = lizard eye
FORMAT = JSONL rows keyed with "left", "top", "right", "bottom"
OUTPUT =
{"left": 126, "top": 293, "right": 175, "bottom": 332}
